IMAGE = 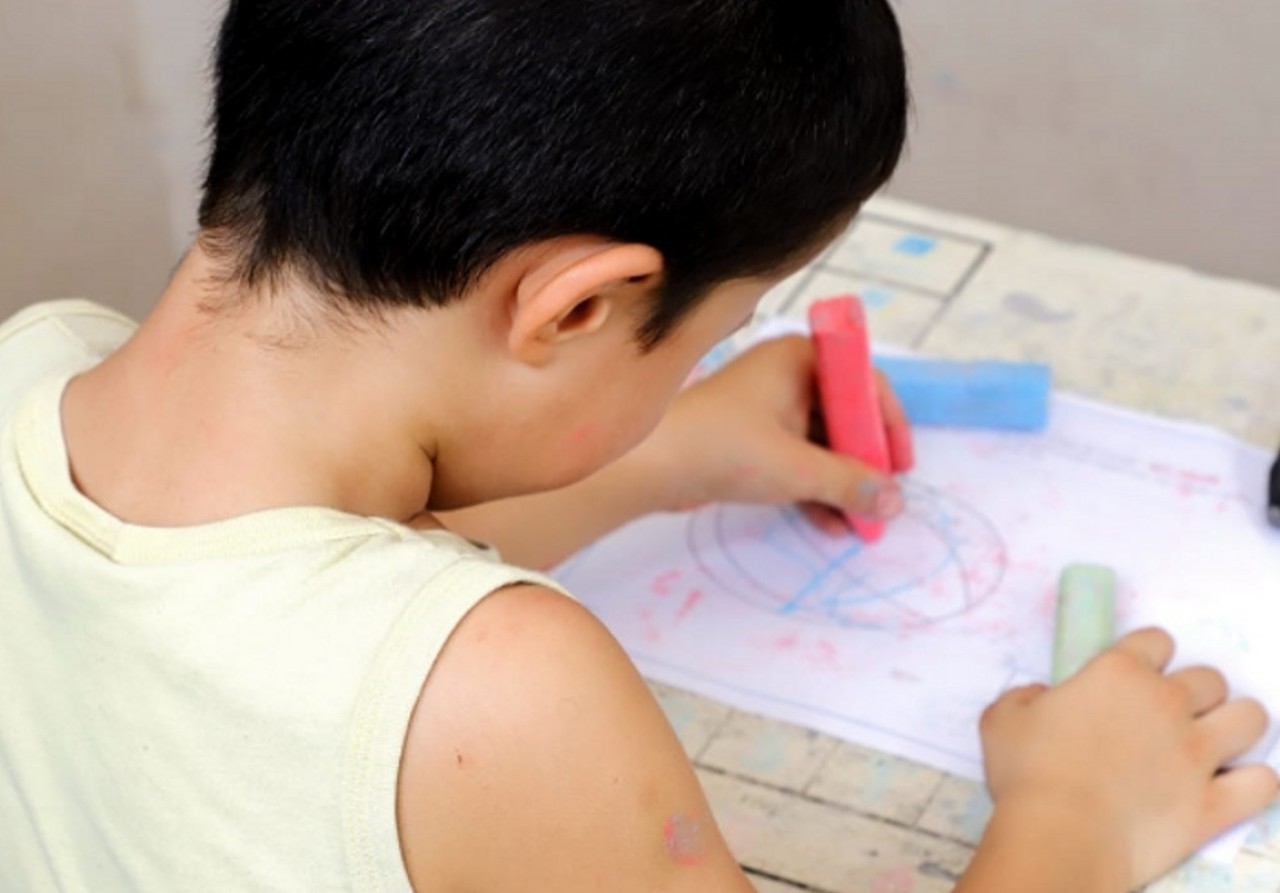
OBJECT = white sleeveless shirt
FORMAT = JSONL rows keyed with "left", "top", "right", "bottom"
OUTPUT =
{"left": 0, "top": 300, "right": 565, "bottom": 892}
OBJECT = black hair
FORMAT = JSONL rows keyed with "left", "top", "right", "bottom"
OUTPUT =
{"left": 200, "top": 0, "right": 909, "bottom": 344}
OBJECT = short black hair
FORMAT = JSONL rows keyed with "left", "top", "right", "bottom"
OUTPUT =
{"left": 200, "top": 0, "right": 909, "bottom": 344}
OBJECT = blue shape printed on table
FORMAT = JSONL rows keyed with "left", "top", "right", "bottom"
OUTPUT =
{"left": 861, "top": 287, "right": 895, "bottom": 310}
{"left": 894, "top": 234, "right": 938, "bottom": 257}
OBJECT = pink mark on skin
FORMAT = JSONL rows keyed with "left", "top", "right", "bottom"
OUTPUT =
{"left": 675, "top": 589, "right": 705, "bottom": 622}
{"left": 568, "top": 424, "right": 597, "bottom": 445}
{"left": 663, "top": 814, "right": 707, "bottom": 867}
{"left": 870, "top": 865, "right": 916, "bottom": 893}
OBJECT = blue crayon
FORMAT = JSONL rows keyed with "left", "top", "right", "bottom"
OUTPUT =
{"left": 873, "top": 357, "right": 1052, "bottom": 432}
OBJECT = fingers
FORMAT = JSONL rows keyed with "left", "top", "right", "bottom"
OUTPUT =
{"left": 1168, "top": 666, "right": 1228, "bottom": 717}
{"left": 874, "top": 372, "right": 915, "bottom": 473}
{"left": 1109, "top": 628, "right": 1175, "bottom": 672}
{"left": 799, "top": 503, "right": 849, "bottom": 537}
{"left": 980, "top": 683, "right": 1046, "bottom": 731}
{"left": 887, "top": 419, "right": 915, "bottom": 475}
{"left": 787, "top": 438, "right": 904, "bottom": 522}
{"left": 1201, "top": 764, "right": 1280, "bottom": 842}
{"left": 1196, "top": 698, "right": 1271, "bottom": 768}
{"left": 1001, "top": 682, "right": 1049, "bottom": 707}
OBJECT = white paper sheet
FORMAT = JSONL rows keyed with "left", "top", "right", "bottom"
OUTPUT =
{"left": 553, "top": 375, "right": 1280, "bottom": 859}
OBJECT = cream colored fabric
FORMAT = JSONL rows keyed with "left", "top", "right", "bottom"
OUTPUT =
{"left": 0, "top": 300, "right": 567, "bottom": 892}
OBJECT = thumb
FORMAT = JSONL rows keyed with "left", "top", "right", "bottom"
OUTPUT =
{"left": 787, "top": 437, "right": 904, "bottom": 521}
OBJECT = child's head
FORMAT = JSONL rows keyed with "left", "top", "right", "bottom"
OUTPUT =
{"left": 197, "top": 0, "right": 909, "bottom": 347}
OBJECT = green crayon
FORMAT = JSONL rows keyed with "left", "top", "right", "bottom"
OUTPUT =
{"left": 1052, "top": 564, "right": 1117, "bottom": 684}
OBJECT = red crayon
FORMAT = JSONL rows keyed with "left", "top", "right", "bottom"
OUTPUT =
{"left": 809, "top": 295, "right": 892, "bottom": 542}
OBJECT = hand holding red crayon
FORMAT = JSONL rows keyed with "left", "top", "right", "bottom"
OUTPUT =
{"left": 809, "top": 295, "right": 914, "bottom": 541}
{"left": 638, "top": 323, "right": 913, "bottom": 534}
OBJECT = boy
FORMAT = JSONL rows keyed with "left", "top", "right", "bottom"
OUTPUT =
{"left": 0, "top": 1, "right": 1273, "bottom": 891}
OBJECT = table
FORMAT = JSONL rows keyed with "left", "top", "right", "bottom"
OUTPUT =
{"left": 651, "top": 196, "right": 1280, "bottom": 893}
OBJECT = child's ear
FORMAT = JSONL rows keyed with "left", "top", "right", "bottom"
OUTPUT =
{"left": 509, "top": 241, "right": 664, "bottom": 364}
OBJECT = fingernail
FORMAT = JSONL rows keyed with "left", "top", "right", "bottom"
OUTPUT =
{"left": 873, "top": 480, "right": 904, "bottom": 519}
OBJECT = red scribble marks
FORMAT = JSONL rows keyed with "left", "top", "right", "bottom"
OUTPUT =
{"left": 650, "top": 570, "right": 682, "bottom": 596}
{"left": 636, "top": 607, "right": 663, "bottom": 645}
{"left": 1148, "top": 462, "right": 1221, "bottom": 488}
{"left": 675, "top": 589, "right": 705, "bottom": 622}
{"left": 753, "top": 631, "right": 856, "bottom": 675}
{"left": 1004, "top": 557, "right": 1048, "bottom": 576}
{"left": 1034, "top": 584, "right": 1059, "bottom": 622}
{"left": 809, "top": 638, "right": 841, "bottom": 673}
{"left": 870, "top": 865, "right": 916, "bottom": 893}
{"left": 978, "top": 619, "right": 1013, "bottom": 637}
{"left": 769, "top": 632, "right": 801, "bottom": 653}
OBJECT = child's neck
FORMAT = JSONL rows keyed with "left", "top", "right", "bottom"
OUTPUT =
{"left": 60, "top": 248, "right": 442, "bottom": 529}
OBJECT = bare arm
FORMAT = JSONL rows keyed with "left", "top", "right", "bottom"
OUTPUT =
{"left": 398, "top": 585, "right": 757, "bottom": 893}
{"left": 436, "top": 442, "right": 671, "bottom": 570}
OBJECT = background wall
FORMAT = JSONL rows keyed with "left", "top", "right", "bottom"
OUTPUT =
{"left": 0, "top": 0, "right": 214, "bottom": 321}
{"left": 2, "top": 0, "right": 1278, "bottom": 322}
{"left": 890, "top": 0, "right": 1280, "bottom": 289}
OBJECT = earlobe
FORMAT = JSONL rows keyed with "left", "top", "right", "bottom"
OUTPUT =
{"left": 509, "top": 241, "right": 664, "bottom": 363}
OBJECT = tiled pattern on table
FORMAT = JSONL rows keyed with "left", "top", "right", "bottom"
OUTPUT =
{"left": 756, "top": 212, "right": 996, "bottom": 351}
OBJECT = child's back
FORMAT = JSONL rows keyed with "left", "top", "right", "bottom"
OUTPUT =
{"left": 0, "top": 302, "right": 565, "bottom": 890}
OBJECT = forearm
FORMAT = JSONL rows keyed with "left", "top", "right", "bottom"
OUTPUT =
{"left": 956, "top": 796, "right": 1130, "bottom": 893}
{"left": 440, "top": 439, "right": 675, "bottom": 570}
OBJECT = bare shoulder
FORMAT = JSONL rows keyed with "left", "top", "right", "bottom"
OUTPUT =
{"left": 398, "top": 584, "right": 754, "bottom": 893}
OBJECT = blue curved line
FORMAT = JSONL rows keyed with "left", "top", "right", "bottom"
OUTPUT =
{"left": 688, "top": 483, "right": 1009, "bottom": 630}
{"left": 780, "top": 540, "right": 869, "bottom": 615}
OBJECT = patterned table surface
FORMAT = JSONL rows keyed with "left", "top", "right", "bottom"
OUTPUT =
{"left": 652, "top": 196, "right": 1280, "bottom": 893}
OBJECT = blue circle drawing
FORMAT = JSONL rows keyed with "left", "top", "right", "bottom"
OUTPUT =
{"left": 685, "top": 483, "right": 1007, "bottom": 631}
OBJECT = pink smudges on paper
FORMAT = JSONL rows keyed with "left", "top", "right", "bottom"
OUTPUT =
{"left": 870, "top": 864, "right": 916, "bottom": 893}
{"left": 675, "top": 589, "right": 705, "bottom": 622}
{"left": 650, "top": 570, "right": 682, "bottom": 596}
{"left": 663, "top": 813, "right": 707, "bottom": 867}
